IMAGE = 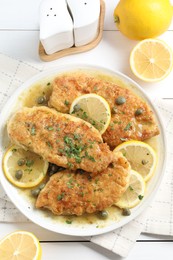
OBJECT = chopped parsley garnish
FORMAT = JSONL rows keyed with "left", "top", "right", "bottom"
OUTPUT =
{"left": 26, "top": 159, "right": 34, "bottom": 167}
{"left": 129, "top": 186, "right": 134, "bottom": 191}
{"left": 85, "top": 151, "right": 96, "bottom": 162}
{"left": 88, "top": 155, "right": 95, "bottom": 162}
{"left": 75, "top": 156, "right": 82, "bottom": 163}
{"left": 100, "top": 119, "right": 106, "bottom": 124}
{"left": 91, "top": 120, "right": 96, "bottom": 126}
{"left": 124, "top": 122, "right": 132, "bottom": 131}
{"left": 67, "top": 182, "right": 73, "bottom": 189}
{"left": 30, "top": 125, "right": 36, "bottom": 135}
{"left": 74, "top": 133, "right": 81, "bottom": 140}
{"left": 67, "top": 162, "right": 73, "bottom": 168}
{"left": 57, "top": 193, "right": 65, "bottom": 201}
{"left": 24, "top": 168, "right": 33, "bottom": 173}
{"left": 46, "top": 141, "right": 53, "bottom": 149}
{"left": 82, "top": 111, "right": 88, "bottom": 119}
{"left": 62, "top": 135, "right": 96, "bottom": 164}
{"left": 79, "top": 192, "right": 84, "bottom": 197}
{"left": 64, "top": 136, "right": 73, "bottom": 145}
{"left": 95, "top": 178, "right": 99, "bottom": 184}
{"left": 64, "top": 100, "right": 69, "bottom": 106}
{"left": 45, "top": 126, "right": 54, "bottom": 131}
{"left": 63, "top": 136, "right": 87, "bottom": 163}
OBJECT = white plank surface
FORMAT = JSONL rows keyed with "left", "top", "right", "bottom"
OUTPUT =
{"left": 0, "top": 0, "right": 173, "bottom": 259}
{"left": 0, "top": 223, "right": 173, "bottom": 260}
{"left": 40, "top": 242, "right": 173, "bottom": 260}
{"left": 0, "top": 0, "right": 172, "bottom": 30}
{"left": 0, "top": 30, "right": 172, "bottom": 98}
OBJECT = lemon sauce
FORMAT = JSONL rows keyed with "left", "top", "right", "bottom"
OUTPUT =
{"left": 12, "top": 69, "right": 159, "bottom": 228}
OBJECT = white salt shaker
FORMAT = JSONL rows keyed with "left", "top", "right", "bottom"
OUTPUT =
{"left": 67, "top": 0, "right": 100, "bottom": 47}
{"left": 40, "top": 0, "right": 74, "bottom": 55}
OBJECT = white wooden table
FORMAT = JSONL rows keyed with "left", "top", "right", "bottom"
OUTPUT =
{"left": 0, "top": 0, "right": 173, "bottom": 259}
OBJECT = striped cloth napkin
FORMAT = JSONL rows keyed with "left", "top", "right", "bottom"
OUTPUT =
{"left": 0, "top": 53, "right": 172, "bottom": 257}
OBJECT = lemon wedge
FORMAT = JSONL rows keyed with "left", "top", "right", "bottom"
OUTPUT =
{"left": 0, "top": 230, "right": 42, "bottom": 260}
{"left": 130, "top": 39, "right": 173, "bottom": 82}
{"left": 115, "top": 170, "right": 146, "bottom": 209}
{"left": 2, "top": 145, "right": 48, "bottom": 188}
{"left": 70, "top": 93, "right": 111, "bottom": 134}
{"left": 114, "top": 140, "right": 157, "bottom": 182}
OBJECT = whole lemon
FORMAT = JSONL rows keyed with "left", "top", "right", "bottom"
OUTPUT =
{"left": 114, "top": 0, "right": 173, "bottom": 40}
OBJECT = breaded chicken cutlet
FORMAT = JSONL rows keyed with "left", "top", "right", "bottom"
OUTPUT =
{"left": 7, "top": 106, "right": 113, "bottom": 173}
{"left": 36, "top": 152, "right": 131, "bottom": 216}
{"left": 49, "top": 73, "right": 159, "bottom": 148}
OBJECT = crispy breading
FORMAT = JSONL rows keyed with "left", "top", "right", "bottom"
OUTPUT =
{"left": 7, "top": 106, "right": 113, "bottom": 173}
{"left": 49, "top": 73, "right": 159, "bottom": 148}
{"left": 36, "top": 152, "right": 131, "bottom": 216}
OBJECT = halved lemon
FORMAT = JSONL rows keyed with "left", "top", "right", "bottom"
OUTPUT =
{"left": 115, "top": 170, "right": 146, "bottom": 209}
{"left": 70, "top": 93, "right": 111, "bottom": 134}
{"left": 114, "top": 140, "right": 157, "bottom": 182}
{"left": 130, "top": 39, "right": 173, "bottom": 82}
{"left": 2, "top": 145, "right": 48, "bottom": 188}
{"left": 0, "top": 230, "right": 42, "bottom": 259}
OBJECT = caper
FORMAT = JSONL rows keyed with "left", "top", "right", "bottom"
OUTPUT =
{"left": 142, "top": 159, "right": 148, "bottom": 165}
{"left": 15, "top": 170, "right": 23, "bottom": 180}
{"left": 31, "top": 188, "right": 40, "bottom": 197}
{"left": 122, "top": 208, "right": 131, "bottom": 216}
{"left": 17, "top": 158, "right": 26, "bottom": 166}
{"left": 97, "top": 210, "right": 109, "bottom": 220}
{"left": 138, "top": 195, "right": 144, "bottom": 200}
{"left": 112, "top": 106, "right": 118, "bottom": 114}
{"left": 48, "top": 163, "right": 65, "bottom": 176}
{"left": 39, "top": 183, "right": 46, "bottom": 190}
{"left": 115, "top": 96, "right": 126, "bottom": 105}
{"left": 73, "top": 104, "right": 81, "bottom": 112}
{"left": 135, "top": 108, "right": 143, "bottom": 116}
{"left": 37, "top": 96, "right": 46, "bottom": 104}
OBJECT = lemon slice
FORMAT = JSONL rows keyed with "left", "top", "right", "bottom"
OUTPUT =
{"left": 114, "top": 140, "right": 157, "bottom": 182}
{"left": 130, "top": 39, "right": 173, "bottom": 82}
{"left": 2, "top": 145, "right": 48, "bottom": 188}
{"left": 0, "top": 230, "right": 42, "bottom": 259}
{"left": 70, "top": 93, "right": 111, "bottom": 134}
{"left": 115, "top": 170, "right": 146, "bottom": 209}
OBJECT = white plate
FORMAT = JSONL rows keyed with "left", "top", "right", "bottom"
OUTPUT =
{"left": 0, "top": 64, "right": 166, "bottom": 236}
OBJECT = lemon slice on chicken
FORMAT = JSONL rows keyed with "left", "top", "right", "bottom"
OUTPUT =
{"left": 114, "top": 140, "right": 157, "bottom": 182}
{"left": 115, "top": 170, "right": 146, "bottom": 209}
{"left": 70, "top": 94, "right": 111, "bottom": 134}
